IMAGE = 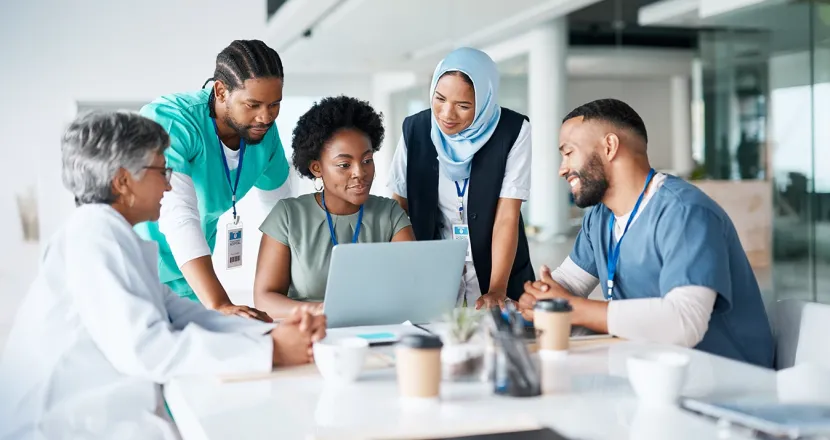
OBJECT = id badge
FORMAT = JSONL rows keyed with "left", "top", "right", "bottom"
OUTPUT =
{"left": 452, "top": 223, "right": 473, "bottom": 262}
{"left": 226, "top": 221, "right": 243, "bottom": 269}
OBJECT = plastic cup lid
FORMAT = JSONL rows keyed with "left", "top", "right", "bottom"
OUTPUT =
{"left": 397, "top": 334, "right": 443, "bottom": 349}
{"left": 534, "top": 298, "right": 573, "bottom": 312}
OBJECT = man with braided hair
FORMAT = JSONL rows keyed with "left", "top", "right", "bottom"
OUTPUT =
{"left": 135, "top": 40, "right": 291, "bottom": 322}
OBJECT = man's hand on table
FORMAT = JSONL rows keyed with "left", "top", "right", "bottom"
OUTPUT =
{"left": 271, "top": 306, "right": 326, "bottom": 367}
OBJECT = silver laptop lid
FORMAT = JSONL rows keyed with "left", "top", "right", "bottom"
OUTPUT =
{"left": 323, "top": 240, "right": 467, "bottom": 328}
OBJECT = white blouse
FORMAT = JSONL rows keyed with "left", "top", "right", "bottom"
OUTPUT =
{"left": 388, "top": 120, "right": 532, "bottom": 305}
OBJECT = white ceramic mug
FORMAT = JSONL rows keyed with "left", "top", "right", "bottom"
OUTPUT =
{"left": 313, "top": 336, "right": 369, "bottom": 384}
{"left": 627, "top": 351, "right": 690, "bottom": 406}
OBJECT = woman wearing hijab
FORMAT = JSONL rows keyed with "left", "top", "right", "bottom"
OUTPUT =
{"left": 388, "top": 47, "right": 534, "bottom": 309}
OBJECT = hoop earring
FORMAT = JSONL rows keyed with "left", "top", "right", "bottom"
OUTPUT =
{"left": 314, "top": 178, "right": 323, "bottom": 192}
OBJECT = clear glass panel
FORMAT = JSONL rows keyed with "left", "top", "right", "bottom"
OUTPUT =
{"left": 767, "top": 3, "right": 815, "bottom": 304}
{"left": 700, "top": 2, "right": 818, "bottom": 306}
{"left": 699, "top": 30, "right": 769, "bottom": 181}
{"left": 812, "top": 2, "right": 830, "bottom": 303}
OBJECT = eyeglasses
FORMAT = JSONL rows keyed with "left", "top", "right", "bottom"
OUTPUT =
{"left": 143, "top": 166, "right": 173, "bottom": 182}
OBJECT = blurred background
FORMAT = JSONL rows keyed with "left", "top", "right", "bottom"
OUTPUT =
{"left": 2, "top": 0, "right": 829, "bottom": 350}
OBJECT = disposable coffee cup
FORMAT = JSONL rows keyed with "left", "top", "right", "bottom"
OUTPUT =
{"left": 534, "top": 298, "right": 572, "bottom": 355}
{"left": 395, "top": 334, "right": 443, "bottom": 399}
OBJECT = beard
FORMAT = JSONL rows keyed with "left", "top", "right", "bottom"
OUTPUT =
{"left": 569, "top": 153, "right": 609, "bottom": 208}
{"left": 223, "top": 105, "right": 272, "bottom": 146}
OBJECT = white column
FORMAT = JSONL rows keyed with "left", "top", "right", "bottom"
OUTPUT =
{"left": 370, "top": 72, "right": 418, "bottom": 198}
{"left": 670, "top": 75, "right": 694, "bottom": 178}
{"left": 527, "top": 18, "right": 570, "bottom": 240}
{"left": 690, "top": 58, "right": 705, "bottom": 165}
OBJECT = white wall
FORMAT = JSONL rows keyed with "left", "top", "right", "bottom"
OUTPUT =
{"left": 283, "top": 72, "right": 373, "bottom": 101}
{"left": 0, "top": 1, "right": 376, "bottom": 321}
{"left": 0, "top": 1, "right": 276, "bottom": 248}
{"left": 500, "top": 75, "right": 677, "bottom": 171}
{"left": 0, "top": 0, "right": 375, "bottom": 247}
{"left": 568, "top": 78, "right": 675, "bottom": 171}
{"left": 0, "top": 0, "right": 271, "bottom": 346}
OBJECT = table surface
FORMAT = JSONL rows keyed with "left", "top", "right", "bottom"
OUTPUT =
{"left": 165, "top": 338, "right": 777, "bottom": 440}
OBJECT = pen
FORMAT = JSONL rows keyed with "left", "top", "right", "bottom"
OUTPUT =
{"left": 412, "top": 323, "right": 435, "bottom": 335}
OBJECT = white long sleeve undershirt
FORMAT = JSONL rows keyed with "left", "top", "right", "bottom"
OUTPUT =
{"left": 157, "top": 143, "right": 293, "bottom": 268}
{"left": 549, "top": 257, "right": 716, "bottom": 347}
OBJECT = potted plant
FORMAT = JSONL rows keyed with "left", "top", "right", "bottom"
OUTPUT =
{"left": 441, "top": 308, "right": 486, "bottom": 381}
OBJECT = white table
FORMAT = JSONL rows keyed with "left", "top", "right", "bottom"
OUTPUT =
{"left": 165, "top": 340, "right": 775, "bottom": 440}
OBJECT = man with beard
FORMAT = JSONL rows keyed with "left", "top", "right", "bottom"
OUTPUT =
{"left": 518, "top": 99, "right": 773, "bottom": 368}
{"left": 134, "top": 40, "right": 291, "bottom": 322}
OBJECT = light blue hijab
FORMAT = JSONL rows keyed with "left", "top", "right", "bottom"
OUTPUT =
{"left": 430, "top": 47, "right": 501, "bottom": 182}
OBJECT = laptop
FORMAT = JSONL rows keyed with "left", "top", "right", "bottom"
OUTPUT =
{"left": 322, "top": 240, "right": 467, "bottom": 329}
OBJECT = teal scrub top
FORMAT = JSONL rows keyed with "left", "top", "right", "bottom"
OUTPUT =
{"left": 134, "top": 89, "right": 290, "bottom": 300}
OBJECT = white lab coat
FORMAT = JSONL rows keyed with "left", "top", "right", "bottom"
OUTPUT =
{"left": 0, "top": 204, "right": 274, "bottom": 440}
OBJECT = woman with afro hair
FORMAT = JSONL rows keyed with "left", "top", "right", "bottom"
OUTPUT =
{"left": 253, "top": 96, "right": 414, "bottom": 319}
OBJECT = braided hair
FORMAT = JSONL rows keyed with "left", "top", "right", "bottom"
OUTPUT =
{"left": 203, "top": 40, "right": 284, "bottom": 117}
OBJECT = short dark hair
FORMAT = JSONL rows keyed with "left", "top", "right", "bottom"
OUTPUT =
{"left": 204, "top": 40, "right": 285, "bottom": 117}
{"left": 291, "top": 96, "right": 385, "bottom": 179}
{"left": 563, "top": 98, "right": 648, "bottom": 143}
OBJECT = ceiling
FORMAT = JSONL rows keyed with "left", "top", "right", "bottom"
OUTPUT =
{"left": 266, "top": 0, "right": 604, "bottom": 74}
{"left": 568, "top": 0, "right": 699, "bottom": 48}
{"left": 265, "top": 0, "right": 708, "bottom": 76}
{"left": 266, "top": 0, "right": 830, "bottom": 76}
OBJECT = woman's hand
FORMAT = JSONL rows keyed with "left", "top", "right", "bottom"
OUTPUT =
{"left": 216, "top": 304, "right": 273, "bottom": 323}
{"left": 475, "top": 290, "right": 507, "bottom": 310}
{"left": 271, "top": 306, "right": 327, "bottom": 367}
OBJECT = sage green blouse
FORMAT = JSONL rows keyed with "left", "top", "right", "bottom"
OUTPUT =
{"left": 259, "top": 193, "right": 411, "bottom": 301}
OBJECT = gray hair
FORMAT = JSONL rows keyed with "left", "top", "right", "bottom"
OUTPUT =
{"left": 61, "top": 111, "right": 170, "bottom": 205}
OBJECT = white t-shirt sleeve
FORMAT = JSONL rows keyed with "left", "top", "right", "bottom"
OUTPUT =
{"left": 549, "top": 256, "right": 600, "bottom": 298}
{"left": 499, "top": 120, "right": 532, "bottom": 200}
{"left": 388, "top": 135, "right": 408, "bottom": 198}
{"left": 607, "top": 286, "right": 717, "bottom": 347}
{"left": 257, "top": 177, "right": 293, "bottom": 214}
{"left": 157, "top": 172, "right": 211, "bottom": 267}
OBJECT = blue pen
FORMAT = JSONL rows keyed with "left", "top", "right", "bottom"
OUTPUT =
{"left": 501, "top": 309, "right": 533, "bottom": 327}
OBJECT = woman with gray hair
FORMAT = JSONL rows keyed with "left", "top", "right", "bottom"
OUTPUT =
{"left": 0, "top": 111, "right": 326, "bottom": 440}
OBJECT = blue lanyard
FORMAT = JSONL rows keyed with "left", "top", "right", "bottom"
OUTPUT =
{"left": 321, "top": 191, "right": 364, "bottom": 246}
{"left": 605, "top": 168, "right": 656, "bottom": 300}
{"left": 212, "top": 119, "right": 246, "bottom": 223}
{"left": 454, "top": 178, "right": 469, "bottom": 221}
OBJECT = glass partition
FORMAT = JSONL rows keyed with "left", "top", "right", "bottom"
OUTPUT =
{"left": 701, "top": 1, "right": 829, "bottom": 304}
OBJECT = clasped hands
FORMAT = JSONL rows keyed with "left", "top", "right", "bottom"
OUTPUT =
{"left": 270, "top": 305, "right": 327, "bottom": 367}
{"left": 517, "top": 265, "right": 577, "bottom": 321}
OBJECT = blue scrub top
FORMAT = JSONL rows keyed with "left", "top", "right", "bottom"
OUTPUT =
{"left": 570, "top": 175, "right": 774, "bottom": 368}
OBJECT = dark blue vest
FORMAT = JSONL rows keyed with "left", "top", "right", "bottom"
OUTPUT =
{"left": 402, "top": 107, "right": 534, "bottom": 301}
